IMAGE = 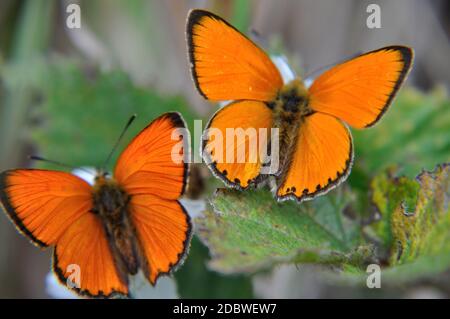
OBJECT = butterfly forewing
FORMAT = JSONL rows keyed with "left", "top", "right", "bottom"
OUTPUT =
{"left": 0, "top": 169, "right": 129, "bottom": 297}
{"left": 308, "top": 46, "right": 413, "bottom": 128}
{"left": 187, "top": 9, "right": 283, "bottom": 101}
{"left": 114, "top": 112, "right": 189, "bottom": 200}
{"left": 0, "top": 170, "right": 92, "bottom": 247}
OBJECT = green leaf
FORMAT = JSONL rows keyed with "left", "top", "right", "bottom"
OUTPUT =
{"left": 196, "top": 187, "right": 372, "bottom": 274}
{"left": 389, "top": 163, "right": 449, "bottom": 266}
{"left": 370, "top": 167, "right": 420, "bottom": 253}
{"left": 2, "top": 57, "right": 196, "bottom": 170}
{"left": 344, "top": 164, "right": 450, "bottom": 285}
{"left": 348, "top": 88, "right": 450, "bottom": 221}
{"left": 352, "top": 88, "right": 450, "bottom": 180}
{"left": 231, "top": 0, "right": 251, "bottom": 32}
{"left": 175, "top": 237, "right": 253, "bottom": 298}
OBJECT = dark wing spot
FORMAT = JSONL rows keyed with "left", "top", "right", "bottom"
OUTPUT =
{"left": 222, "top": 170, "right": 228, "bottom": 176}
{"left": 234, "top": 178, "right": 241, "bottom": 184}
{"left": 291, "top": 186, "right": 296, "bottom": 193}
{"left": 302, "top": 188, "right": 309, "bottom": 195}
{"left": 316, "top": 184, "right": 321, "bottom": 191}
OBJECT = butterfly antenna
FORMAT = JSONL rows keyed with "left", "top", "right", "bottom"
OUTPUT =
{"left": 102, "top": 114, "right": 137, "bottom": 170}
{"left": 29, "top": 155, "right": 94, "bottom": 175}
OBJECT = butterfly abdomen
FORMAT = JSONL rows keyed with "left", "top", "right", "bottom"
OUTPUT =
{"left": 269, "top": 79, "right": 312, "bottom": 176}
{"left": 92, "top": 177, "right": 139, "bottom": 276}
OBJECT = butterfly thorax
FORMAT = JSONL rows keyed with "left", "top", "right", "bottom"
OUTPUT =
{"left": 268, "top": 79, "right": 314, "bottom": 176}
{"left": 92, "top": 175, "right": 139, "bottom": 276}
{"left": 268, "top": 79, "right": 312, "bottom": 120}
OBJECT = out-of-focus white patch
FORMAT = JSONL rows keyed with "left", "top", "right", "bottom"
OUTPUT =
{"left": 271, "top": 55, "right": 296, "bottom": 84}
{"left": 72, "top": 167, "right": 97, "bottom": 185}
{"left": 46, "top": 272, "right": 78, "bottom": 299}
{"left": 129, "top": 271, "right": 178, "bottom": 299}
{"left": 304, "top": 77, "right": 314, "bottom": 89}
{"left": 180, "top": 198, "right": 206, "bottom": 219}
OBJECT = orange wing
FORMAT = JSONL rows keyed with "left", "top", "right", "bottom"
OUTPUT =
{"left": 114, "top": 112, "right": 191, "bottom": 285}
{"left": 202, "top": 100, "right": 274, "bottom": 189}
{"left": 114, "top": 112, "right": 189, "bottom": 200}
{"left": 0, "top": 169, "right": 127, "bottom": 297}
{"left": 53, "top": 213, "right": 129, "bottom": 298}
{"left": 0, "top": 169, "right": 92, "bottom": 247}
{"left": 308, "top": 46, "right": 413, "bottom": 128}
{"left": 187, "top": 9, "right": 283, "bottom": 101}
{"left": 276, "top": 113, "right": 353, "bottom": 202}
{"left": 129, "top": 195, "right": 190, "bottom": 285}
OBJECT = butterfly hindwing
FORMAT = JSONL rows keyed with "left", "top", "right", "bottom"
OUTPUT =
{"left": 308, "top": 46, "right": 413, "bottom": 128}
{"left": 53, "top": 212, "right": 129, "bottom": 298}
{"left": 187, "top": 9, "right": 283, "bottom": 101}
{"left": 202, "top": 100, "right": 274, "bottom": 189}
{"left": 114, "top": 112, "right": 192, "bottom": 285}
{"left": 276, "top": 112, "right": 353, "bottom": 202}
{"left": 129, "top": 195, "right": 191, "bottom": 285}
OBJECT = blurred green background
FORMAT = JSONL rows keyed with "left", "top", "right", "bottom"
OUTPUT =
{"left": 0, "top": 0, "right": 449, "bottom": 298}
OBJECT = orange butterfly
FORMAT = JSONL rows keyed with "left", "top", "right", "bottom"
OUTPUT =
{"left": 0, "top": 112, "right": 192, "bottom": 298}
{"left": 186, "top": 9, "right": 414, "bottom": 202}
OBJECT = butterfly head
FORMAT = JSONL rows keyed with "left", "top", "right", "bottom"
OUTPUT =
{"left": 93, "top": 170, "right": 113, "bottom": 188}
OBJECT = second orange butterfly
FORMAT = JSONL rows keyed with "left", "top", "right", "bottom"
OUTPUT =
{"left": 186, "top": 9, "right": 413, "bottom": 203}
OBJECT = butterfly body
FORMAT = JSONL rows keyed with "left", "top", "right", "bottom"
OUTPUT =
{"left": 187, "top": 9, "right": 413, "bottom": 202}
{"left": 269, "top": 79, "right": 312, "bottom": 176}
{"left": 92, "top": 174, "right": 138, "bottom": 276}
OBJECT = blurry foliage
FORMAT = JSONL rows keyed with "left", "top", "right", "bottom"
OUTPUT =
{"left": 0, "top": 0, "right": 55, "bottom": 169}
{"left": 351, "top": 88, "right": 450, "bottom": 179}
{"left": 175, "top": 238, "right": 253, "bottom": 298}
{"left": 230, "top": 0, "right": 251, "bottom": 32}
{"left": 2, "top": 57, "right": 197, "bottom": 170}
